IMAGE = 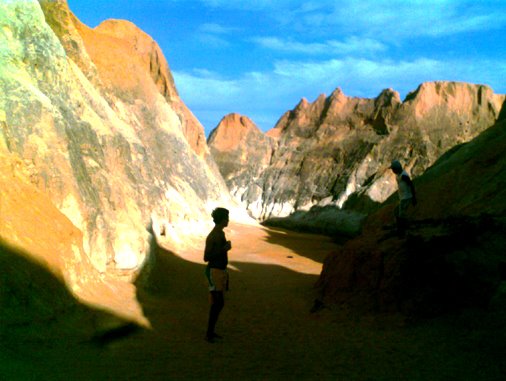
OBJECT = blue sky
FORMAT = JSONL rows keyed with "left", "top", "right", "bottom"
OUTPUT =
{"left": 67, "top": 0, "right": 506, "bottom": 135}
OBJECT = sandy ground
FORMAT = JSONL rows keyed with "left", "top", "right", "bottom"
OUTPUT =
{"left": 1, "top": 224, "right": 505, "bottom": 380}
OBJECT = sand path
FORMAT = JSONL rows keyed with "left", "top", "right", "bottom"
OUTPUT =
{"left": 1, "top": 224, "right": 504, "bottom": 380}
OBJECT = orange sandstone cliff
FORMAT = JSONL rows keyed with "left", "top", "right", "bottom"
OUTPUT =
{"left": 1, "top": 0, "right": 235, "bottom": 277}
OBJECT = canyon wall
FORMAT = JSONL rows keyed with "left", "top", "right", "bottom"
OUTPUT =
{"left": 0, "top": 0, "right": 237, "bottom": 276}
{"left": 209, "top": 83, "right": 505, "bottom": 233}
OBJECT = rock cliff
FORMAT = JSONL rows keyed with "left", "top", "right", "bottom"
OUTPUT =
{"left": 0, "top": 0, "right": 235, "bottom": 274}
{"left": 209, "top": 83, "right": 505, "bottom": 234}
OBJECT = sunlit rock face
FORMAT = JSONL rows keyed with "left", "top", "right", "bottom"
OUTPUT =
{"left": 210, "top": 83, "right": 505, "bottom": 224}
{"left": 208, "top": 113, "right": 277, "bottom": 218}
{"left": 317, "top": 115, "right": 506, "bottom": 315}
{"left": 0, "top": 0, "right": 233, "bottom": 273}
{"left": 0, "top": 150, "right": 148, "bottom": 336}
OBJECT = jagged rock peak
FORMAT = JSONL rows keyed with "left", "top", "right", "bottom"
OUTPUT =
{"left": 330, "top": 87, "right": 346, "bottom": 100}
{"left": 78, "top": 17, "right": 179, "bottom": 101}
{"left": 315, "top": 93, "right": 327, "bottom": 103}
{"left": 221, "top": 113, "right": 259, "bottom": 130}
{"left": 208, "top": 112, "right": 276, "bottom": 210}
{"left": 295, "top": 97, "right": 310, "bottom": 111}
{"left": 403, "top": 81, "right": 505, "bottom": 119}
{"left": 376, "top": 88, "right": 401, "bottom": 104}
{"left": 208, "top": 113, "right": 262, "bottom": 152}
{"left": 405, "top": 81, "right": 498, "bottom": 103}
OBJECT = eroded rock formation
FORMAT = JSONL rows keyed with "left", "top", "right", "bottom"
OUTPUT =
{"left": 0, "top": 0, "right": 235, "bottom": 275}
{"left": 209, "top": 83, "right": 505, "bottom": 232}
{"left": 208, "top": 113, "right": 277, "bottom": 214}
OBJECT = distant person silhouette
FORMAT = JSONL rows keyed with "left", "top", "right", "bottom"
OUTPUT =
{"left": 390, "top": 160, "right": 417, "bottom": 234}
{"left": 204, "top": 207, "right": 231, "bottom": 343}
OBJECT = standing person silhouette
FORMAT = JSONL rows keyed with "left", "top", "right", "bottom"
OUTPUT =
{"left": 390, "top": 160, "right": 417, "bottom": 235}
{"left": 204, "top": 207, "right": 231, "bottom": 343}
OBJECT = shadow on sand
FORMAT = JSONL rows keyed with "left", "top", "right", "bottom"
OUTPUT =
{"left": 3, "top": 229, "right": 505, "bottom": 380}
{"left": 0, "top": 240, "right": 143, "bottom": 381}
{"left": 130, "top": 231, "right": 506, "bottom": 380}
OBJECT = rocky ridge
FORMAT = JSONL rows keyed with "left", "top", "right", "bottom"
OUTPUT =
{"left": 209, "top": 83, "right": 505, "bottom": 235}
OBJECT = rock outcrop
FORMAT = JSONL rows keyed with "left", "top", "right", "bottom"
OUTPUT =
{"left": 208, "top": 113, "right": 277, "bottom": 214}
{"left": 317, "top": 114, "right": 506, "bottom": 315}
{"left": 209, "top": 83, "right": 505, "bottom": 232}
{"left": 0, "top": 0, "right": 235, "bottom": 274}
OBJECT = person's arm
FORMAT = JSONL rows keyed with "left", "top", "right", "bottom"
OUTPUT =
{"left": 402, "top": 174, "right": 417, "bottom": 205}
{"left": 223, "top": 238, "right": 231, "bottom": 251}
{"left": 204, "top": 234, "right": 215, "bottom": 262}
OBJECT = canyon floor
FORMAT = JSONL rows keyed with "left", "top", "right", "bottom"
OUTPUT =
{"left": 1, "top": 224, "right": 505, "bottom": 380}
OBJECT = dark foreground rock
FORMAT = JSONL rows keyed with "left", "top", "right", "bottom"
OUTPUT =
{"left": 317, "top": 116, "right": 506, "bottom": 316}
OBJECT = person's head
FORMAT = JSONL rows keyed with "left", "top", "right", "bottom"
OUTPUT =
{"left": 211, "top": 207, "right": 229, "bottom": 227}
{"left": 390, "top": 160, "right": 403, "bottom": 174}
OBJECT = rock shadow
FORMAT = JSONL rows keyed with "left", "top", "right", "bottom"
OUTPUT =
{"left": 0, "top": 239, "right": 140, "bottom": 380}
{"left": 258, "top": 226, "right": 337, "bottom": 264}
{"left": 262, "top": 204, "right": 369, "bottom": 243}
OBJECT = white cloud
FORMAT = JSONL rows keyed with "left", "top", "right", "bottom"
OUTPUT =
{"left": 197, "top": 33, "right": 231, "bottom": 48}
{"left": 173, "top": 70, "right": 241, "bottom": 108}
{"left": 170, "top": 1, "right": 506, "bottom": 43}
{"left": 295, "top": 1, "right": 506, "bottom": 40}
{"left": 198, "top": 23, "right": 237, "bottom": 34}
{"left": 196, "top": 0, "right": 299, "bottom": 11}
{"left": 190, "top": 1, "right": 506, "bottom": 40}
{"left": 195, "top": 23, "right": 238, "bottom": 48}
{"left": 252, "top": 36, "right": 386, "bottom": 56}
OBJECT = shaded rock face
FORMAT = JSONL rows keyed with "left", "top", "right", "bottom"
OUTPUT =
{"left": 208, "top": 113, "right": 277, "bottom": 214}
{"left": 209, "top": 83, "right": 505, "bottom": 223}
{"left": 317, "top": 117, "right": 506, "bottom": 315}
{"left": 0, "top": 0, "right": 232, "bottom": 273}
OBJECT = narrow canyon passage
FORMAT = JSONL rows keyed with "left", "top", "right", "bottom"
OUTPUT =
{"left": 2, "top": 225, "right": 504, "bottom": 380}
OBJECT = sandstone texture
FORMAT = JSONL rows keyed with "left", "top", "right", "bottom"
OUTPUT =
{"left": 317, "top": 114, "right": 506, "bottom": 315}
{"left": 0, "top": 0, "right": 236, "bottom": 275}
{"left": 0, "top": 150, "right": 148, "bottom": 342}
{"left": 209, "top": 83, "right": 505, "bottom": 235}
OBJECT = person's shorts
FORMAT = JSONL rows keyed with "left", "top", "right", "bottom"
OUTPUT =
{"left": 205, "top": 267, "right": 229, "bottom": 292}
